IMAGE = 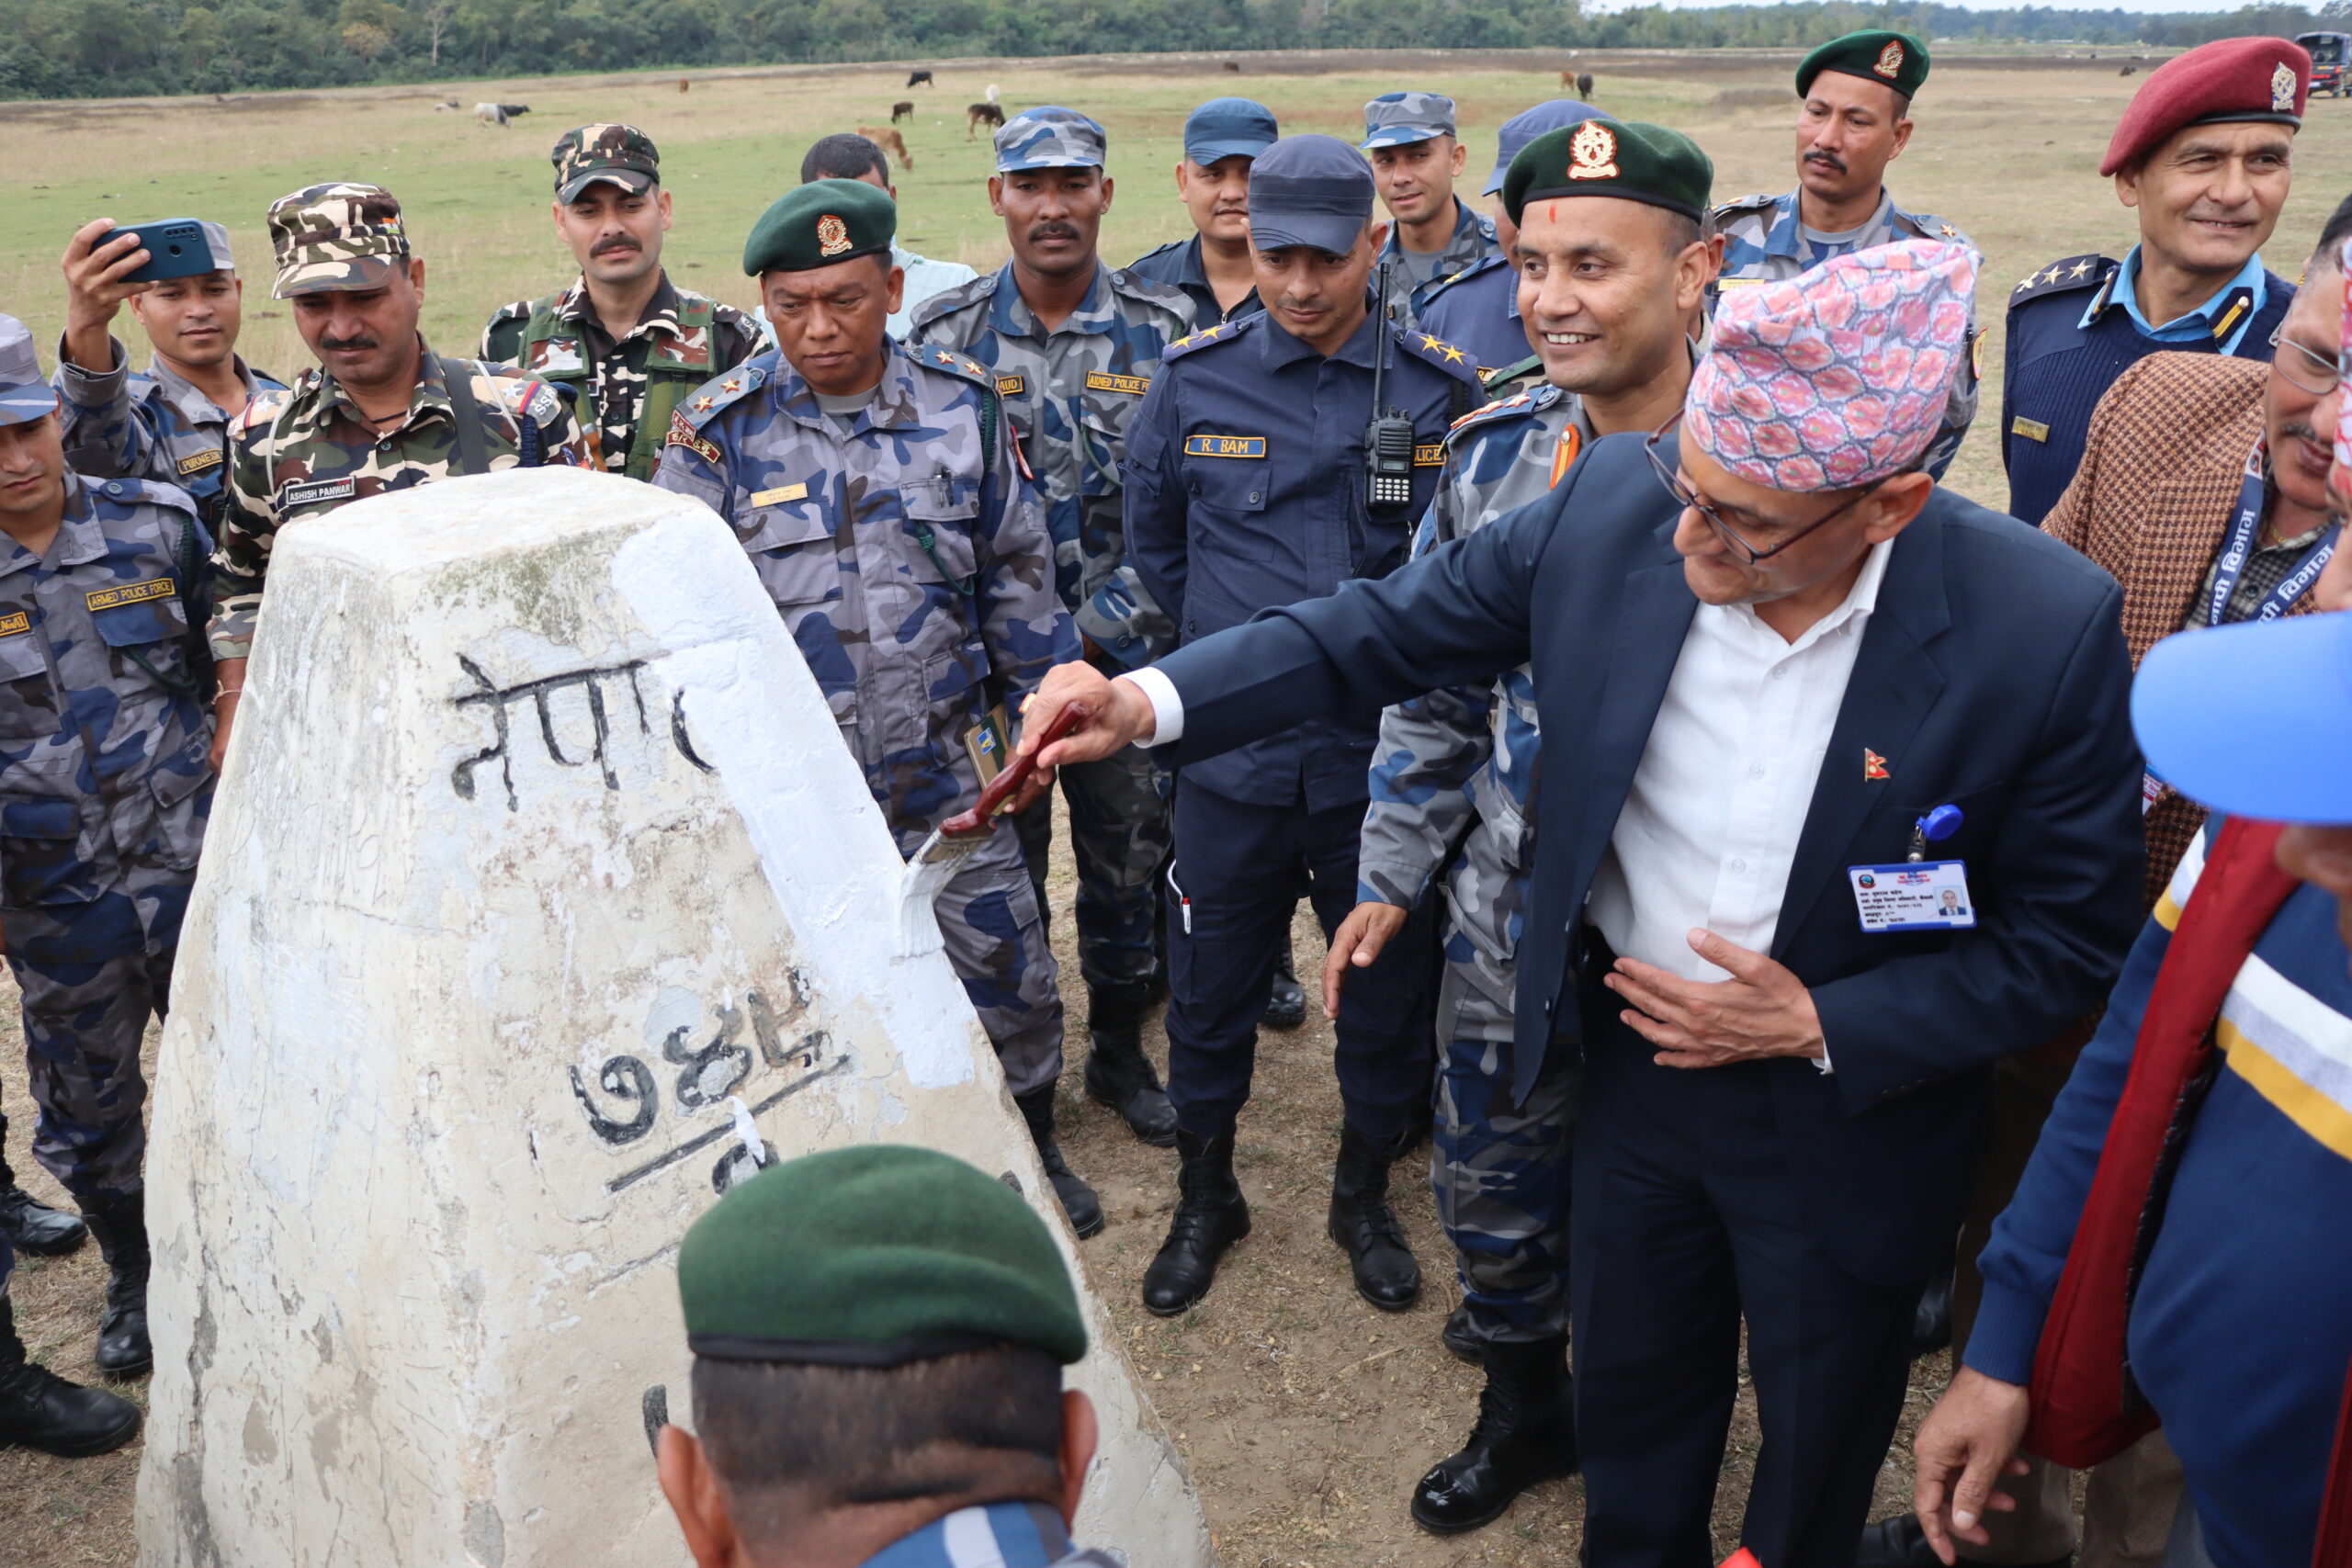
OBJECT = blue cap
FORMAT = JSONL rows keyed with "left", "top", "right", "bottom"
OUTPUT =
{"left": 1484, "top": 99, "right": 1599, "bottom": 196}
{"left": 1248, "top": 135, "right": 1375, "bottom": 256}
{"left": 0, "top": 316, "right": 57, "bottom": 428}
{"left": 1184, "top": 97, "right": 1279, "bottom": 166}
{"left": 2132, "top": 613, "right": 2352, "bottom": 823}
{"left": 994, "top": 106, "right": 1106, "bottom": 173}
{"left": 1362, "top": 91, "right": 1457, "bottom": 151}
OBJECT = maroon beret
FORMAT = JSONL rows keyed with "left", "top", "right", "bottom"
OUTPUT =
{"left": 2101, "top": 36, "right": 2311, "bottom": 175}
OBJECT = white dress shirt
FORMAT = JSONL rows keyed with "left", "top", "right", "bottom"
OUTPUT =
{"left": 1585, "top": 538, "right": 1891, "bottom": 1072}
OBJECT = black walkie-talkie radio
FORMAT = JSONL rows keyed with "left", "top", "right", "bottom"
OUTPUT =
{"left": 1364, "top": 262, "right": 1417, "bottom": 512}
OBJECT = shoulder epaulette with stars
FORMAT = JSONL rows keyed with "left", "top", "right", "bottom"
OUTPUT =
{"left": 1397, "top": 325, "right": 1480, "bottom": 379}
{"left": 1894, "top": 208, "right": 1970, "bottom": 245}
{"left": 677, "top": 357, "right": 774, "bottom": 431}
{"left": 1446, "top": 383, "right": 1558, "bottom": 440}
{"left": 1420, "top": 253, "right": 1510, "bottom": 309}
{"left": 910, "top": 342, "right": 996, "bottom": 390}
{"left": 1163, "top": 313, "right": 1262, "bottom": 361}
{"left": 2009, "top": 254, "right": 2116, "bottom": 310}
{"left": 906, "top": 270, "right": 998, "bottom": 333}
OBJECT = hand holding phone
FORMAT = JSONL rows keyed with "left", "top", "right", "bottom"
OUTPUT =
{"left": 60, "top": 219, "right": 156, "bottom": 364}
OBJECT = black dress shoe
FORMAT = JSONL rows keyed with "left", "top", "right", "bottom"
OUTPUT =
{"left": 82, "top": 1189, "right": 150, "bottom": 1377}
{"left": 1143, "top": 1131, "right": 1250, "bottom": 1315}
{"left": 0, "top": 1300, "right": 139, "bottom": 1457}
{"left": 1911, "top": 1259, "right": 1956, "bottom": 1359}
{"left": 1442, "top": 1304, "right": 1480, "bottom": 1360}
{"left": 1014, "top": 1089, "right": 1102, "bottom": 1239}
{"left": 1411, "top": 1336, "right": 1578, "bottom": 1534}
{"left": 1327, "top": 1122, "right": 1419, "bottom": 1310}
{"left": 1261, "top": 939, "right": 1306, "bottom": 1031}
{"left": 0, "top": 1185, "right": 86, "bottom": 1257}
{"left": 1082, "top": 982, "right": 1178, "bottom": 1147}
{"left": 1855, "top": 1514, "right": 2068, "bottom": 1568}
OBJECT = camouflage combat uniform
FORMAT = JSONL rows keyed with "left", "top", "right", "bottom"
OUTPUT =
{"left": 52, "top": 339, "right": 285, "bottom": 531}
{"left": 1378, "top": 200, "right": 1501, "bottom": 332}
{"left": 208, "top": 348, "right": 590, "bottom": 659}
{"left": 909, "top": 261, "right": 1190, "bottom": 991}
{"left": 481, "top": 278, "right": 761, "bottom": 482}
{"left": 652, "top": 340, "right": 1079, "bottom": 1094}
{"left": 1712, "top": 188, "right": 1979, "bottom": 478}
{"left": 0, "top": 471, "right": 217, "bottom": 1303}
{"left": 1357, "top": 383, "right": 1592, "bottom": 1346}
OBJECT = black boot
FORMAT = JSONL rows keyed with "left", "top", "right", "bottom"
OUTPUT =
{"left": 1442, "top": 1303, "right": 1481, "bottom": 1361}
{"left": 1014, "top": 1089, "right": 1102, "bottom": 1240}
{"left": 0, "top": 1116, "right": 84, "bottom": 1258}
{"left": 1261, "top": 937, "right": 1306, "bottom": 1030}
{"left": 1142, "top": 1130, "right": 1250, "bottom": 1316}
{"left": 1410, "top": 1336, "right": 1578, "bottom": 1534}
{"left": 81, "top": 1189, "right": 151, "bottom": 1376}
{"left": 1082, "top": 982, "right": 1178, "bottom": 1147}
{"left": 1910, "top": 1258, "right": 1956, "bottom": 1359}
{"left": 0, "top": 1297, "right": 139, "bottom": 1457}
{"left": 1327, "top": 1122, "right": 1420, "bottom": 1310}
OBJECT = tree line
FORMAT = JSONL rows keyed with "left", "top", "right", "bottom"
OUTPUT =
{"left": 2, "top": 0, "right": 2346, "bottom": 102}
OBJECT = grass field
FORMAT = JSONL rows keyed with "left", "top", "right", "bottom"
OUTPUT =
{"left": 1, "top": 43, "right": 2347, "bottom": 1568}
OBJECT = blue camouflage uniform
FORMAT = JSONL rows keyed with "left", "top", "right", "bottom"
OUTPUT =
{"left": 1126, "top": 282, "right": 1483, "bottom": 1142}
{"left": 857, "top": 1501, "right": 1123, "bottom": 1568}
{"left": 0, "top": 470, "right": 216, "bottom": 1298}
{"left": 2002, "top": 245, "right": 2292, "bottom": 527}
{"left": 1381, "top": 199, "right": 1500, "bottom": 332}
{"left": 1363, "top": 92, "right": 1504, "bottom": 331}
{"left": 653, "top": 338, "right": 1079, "bottom": 1096}
{"left": 52, "top": 338, "right": 283, "bottom": 533}
{"left": 909, "top": 107, "right": 1194, "bottom": 996}
{"left": 1357, "top": 383, "right": 1589, "bottom": 1345}
{"left": 1711, "top": 188, "right": 1979, "bottom": 479}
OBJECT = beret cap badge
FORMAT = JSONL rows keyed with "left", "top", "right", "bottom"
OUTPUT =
{"left": 1567, "top": 120, "right": 1620, "bottom": 181}
{"left": 2273, "top": 62, "right": 2297, "bottom": 113}
{"left": 816, "top": 215, "right": 852, "bottom": 257}
{"left": 1874, "top": 39, "right": 1905, "bottom": 78}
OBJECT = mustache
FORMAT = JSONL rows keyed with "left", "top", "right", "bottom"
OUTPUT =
{"left": 317, "top": 332, "right": 380, "bottom": 354}
{"left": 593, "top": 237, "right": 641, "bottom": 256}
{"left": 1027, "top": 221, "right": 1080, "bottom": 244}
{"left": 2281, "top": 421, "right": 2326, "bottom": 448}
{"left": 1804, "top": 151, "right": 1848, "bottom": 175}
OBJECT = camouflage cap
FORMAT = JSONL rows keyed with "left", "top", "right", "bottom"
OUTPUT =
{"left": 266, "top": 182, "right": 411, "bottom": 299}
{"left": 0, "top": 315, "right": 59, "bottom": 427}
{"left": 994, "top": 106, "right": 1107, "bottom": 173}
{"left": 1361, "top": 91, "right": 1457, "bottom": 150}
{"left": 552, "top": 123, "right": 661, "bottom": 202}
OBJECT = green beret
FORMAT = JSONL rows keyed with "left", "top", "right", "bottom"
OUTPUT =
{"left": 678, "top": 1145, "right": 1088, "bottom": 1367}
{"left": 1502, "top": 118, "right": 1713, "bottom": 227}
{"left": 742, "top": 179, "right": 896, "bottom": 276}
{"left": 1797, "top": 29, "right": 1929, "bottom": 102}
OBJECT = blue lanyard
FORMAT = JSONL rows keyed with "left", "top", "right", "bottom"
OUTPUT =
{"left": 2204, "top": 439, "right": 2339, "bottom": 627}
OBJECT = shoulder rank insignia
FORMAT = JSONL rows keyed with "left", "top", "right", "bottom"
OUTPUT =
{"left": 1447, "top": 388, "right": 1541, "bottom": 435}
{"left": 916, "top": 345, "right": 994, "bottom": 389}
{"left": 1163, "top": 315, "right": 1260, "bottom": 361}
{"left": 665, "top": 409, "right": 723, "bottom": 464}
{"left": 1402, "top": 328, "right": 1476, "bottom": 374}
{"left": 676, "top": 364, "right": 766, "bottom": 432}
{"left": 2008, "top": 254, "right": 2114, "bottom": 306}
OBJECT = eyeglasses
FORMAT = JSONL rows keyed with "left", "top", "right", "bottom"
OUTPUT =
{"left": 1643, "top": 414, "right": 1887, "bottom": 565}
{"left": 2275, "top": 334, "right": 2346, "bottom": 399}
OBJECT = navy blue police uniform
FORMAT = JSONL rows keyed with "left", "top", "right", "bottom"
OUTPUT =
{"left": 1126, "top": 97, "right": 1282, "bottom": 330}
{"left": 1414, "top": 255, "right": 1528, "bottom": 379}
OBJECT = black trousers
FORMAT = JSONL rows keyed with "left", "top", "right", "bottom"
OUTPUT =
{"left": 1571, "top": 944, "right": 1919, "bottom": 1568}
{"left": 1162, "top": 779, "right": 1431, "bottom": 1142}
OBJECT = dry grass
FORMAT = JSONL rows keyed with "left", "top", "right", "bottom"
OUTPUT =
{"left": 4, "top": 42, "right": 2348, "bottom": 1567}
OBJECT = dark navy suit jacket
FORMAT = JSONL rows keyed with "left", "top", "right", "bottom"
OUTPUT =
{"left": 1154, "top": 434, "right": 2145, "bottom": 1281}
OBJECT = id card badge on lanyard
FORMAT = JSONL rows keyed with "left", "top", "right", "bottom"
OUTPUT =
{"left": 1849, "top": 804, "right": 1977, "bottom": 933}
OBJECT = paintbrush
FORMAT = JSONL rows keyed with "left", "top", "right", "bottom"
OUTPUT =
{"left": 897, "top": 700, "right": 1088, "bottom": 955}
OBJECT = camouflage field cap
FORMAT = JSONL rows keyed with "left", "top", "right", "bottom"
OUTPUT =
{"left": 0, "top": 315, "right": 59, "bottom": 427}
{"left": 994, "top": 106, "right": 1107, "bottom": 174}
{"left": 552, "top": 123, "right": 661, "bottom": 202}
{"left": 266, "top": 182, "right": 411, "bottom": 299}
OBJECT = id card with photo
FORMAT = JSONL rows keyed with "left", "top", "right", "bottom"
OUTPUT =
{"left": 1848, "top": 861, "right": 1977, "bottom": 933}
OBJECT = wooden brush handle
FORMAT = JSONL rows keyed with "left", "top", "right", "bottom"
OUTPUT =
{"left": 939, "top": 701, "right": 1088, "bottom": 836}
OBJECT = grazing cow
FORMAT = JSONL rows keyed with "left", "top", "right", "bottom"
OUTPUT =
{"left": 891, "top": 99, "right": 915, "bottom": 123}
{"left": 857, "top": 124, "right": 915, "bottom": 171}
{"left": 984, "top": 83, "right": 1000, "bottom": 104}
{"left": 2120, "top": 63, "right": 2136, "bottom": 75}
{"left": 502, "top": 103, "right": 530, "bottom": 118}
{"left": 1223, "top": 60, "right": 1240, "bottom": 73}
{"left": 908, "top": 69, "right": 934, "bottom": 87}
{"left": 1577, "top": 72, "right": 1594, "bottom": 96}
{"left": 967, "top": 101, "right": 1005, "bottom": 140}
{"left": 679, "top": 77, "right": 691, "bottom": 93}
{"left": 475, "top": 102, "right": 511, "bottom": 127}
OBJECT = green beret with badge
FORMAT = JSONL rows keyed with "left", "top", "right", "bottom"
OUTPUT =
{"left": 1501, "top": 118, "right": 1713, "bottom": 226}
{"left": 1797, "top": 28, "right": 1930, "bottom": 102}
{"left": 677, "top": 1144, "right": 1089, "bottom": 1367}
{"left": 741, "top": 180, "right": 897, "bottom": 277}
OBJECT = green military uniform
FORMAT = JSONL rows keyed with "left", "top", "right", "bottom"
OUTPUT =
{"left": 481, "top": 125, "right": 761, "bottom": 481}
{"left": 208, "top": 183, "right": 593, "bottom": 660}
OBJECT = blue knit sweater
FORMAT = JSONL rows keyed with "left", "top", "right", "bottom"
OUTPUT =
{"left": 1968, "top": 823, "right": 2352, "bottom": 1568}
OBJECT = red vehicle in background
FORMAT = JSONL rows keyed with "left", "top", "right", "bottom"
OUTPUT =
{"left": 2300, "top": 31, "right": 2349, "bottom": 96}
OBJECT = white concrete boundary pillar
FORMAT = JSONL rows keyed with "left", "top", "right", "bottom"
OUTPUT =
{"left": 134, "top": 468, "right": 1213, "bottom": 1568}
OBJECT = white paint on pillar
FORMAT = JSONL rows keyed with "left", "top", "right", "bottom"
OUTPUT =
{"left": 135, "top": 468, "right": 1213, "bottom": 1568}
